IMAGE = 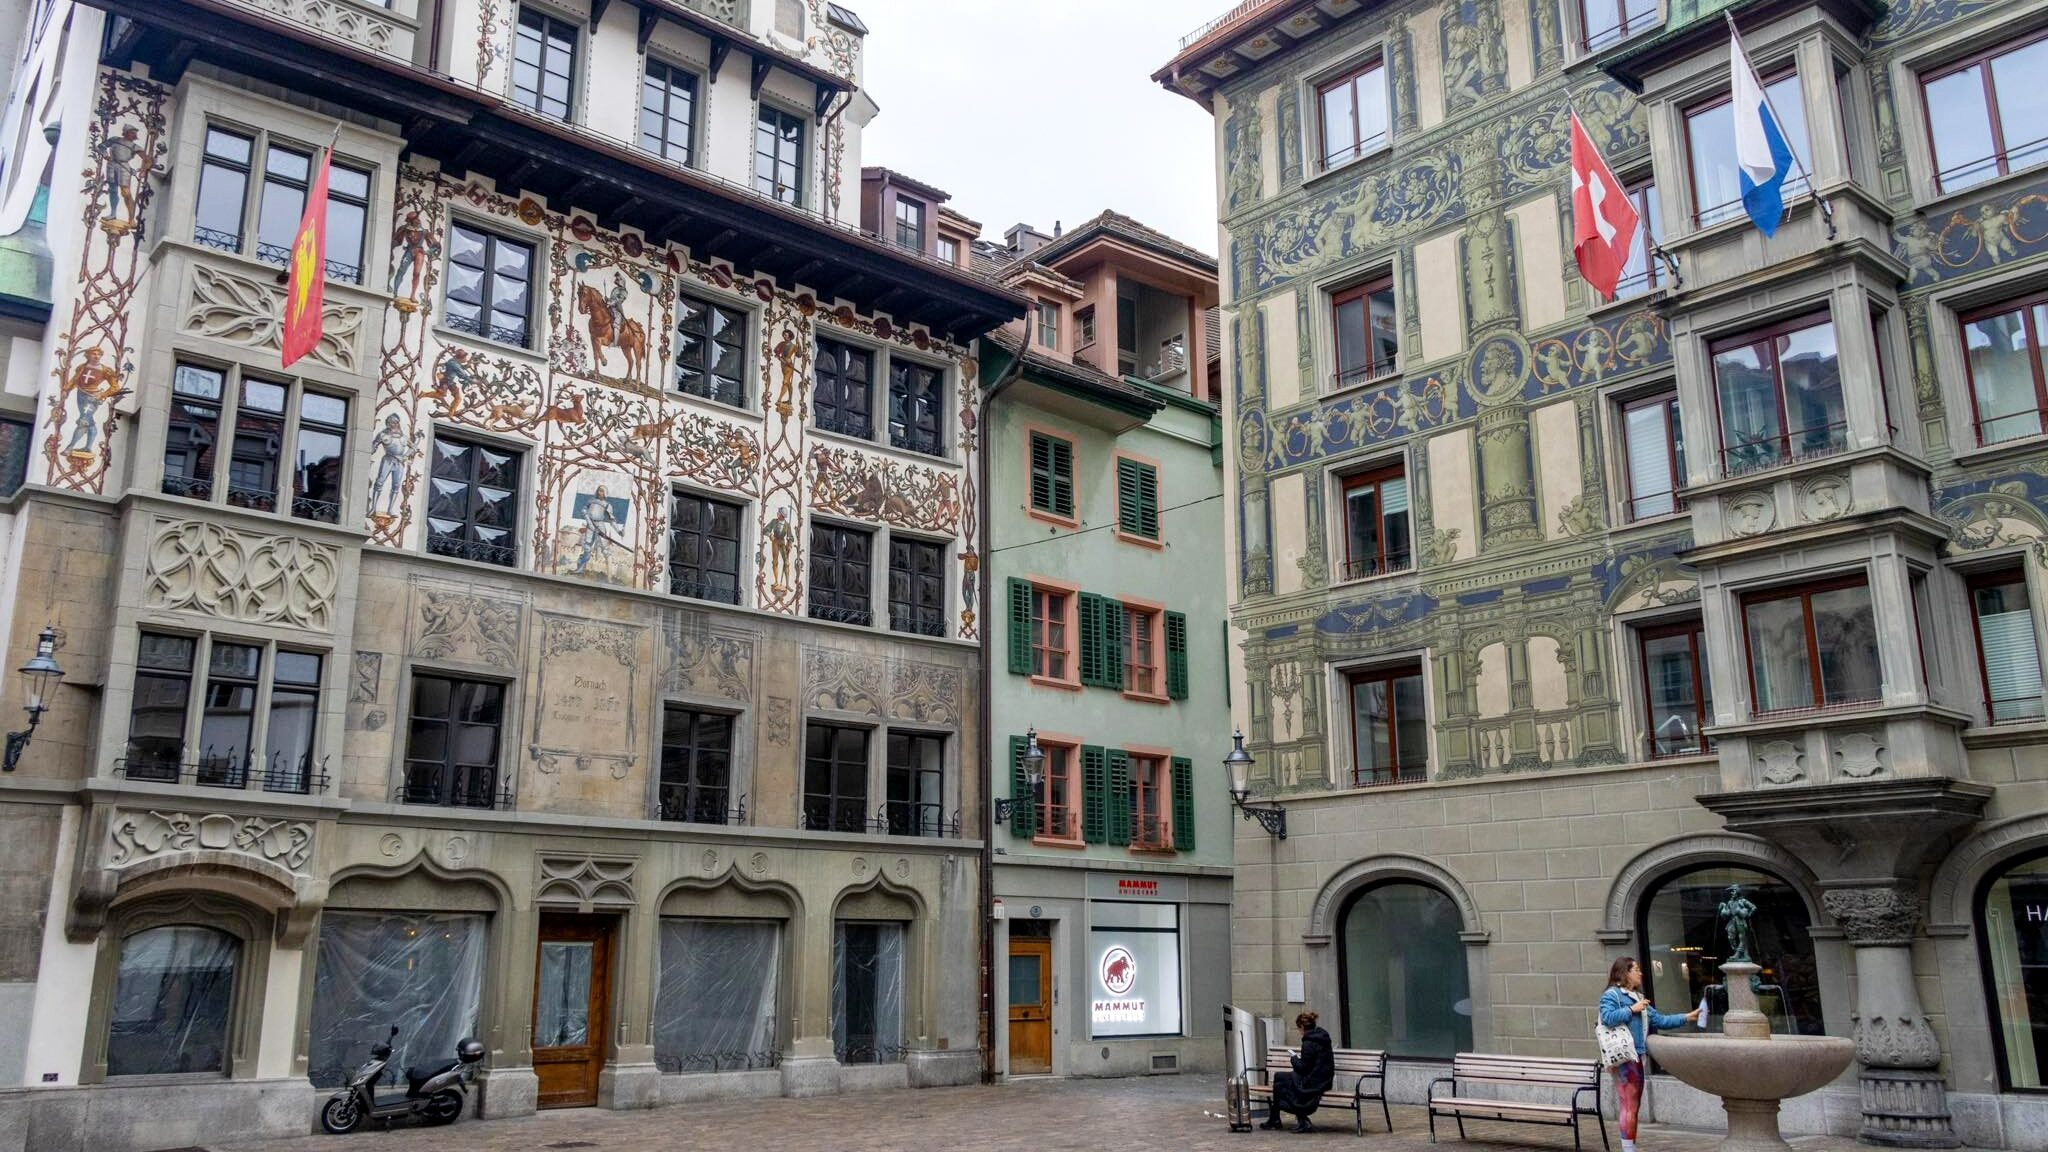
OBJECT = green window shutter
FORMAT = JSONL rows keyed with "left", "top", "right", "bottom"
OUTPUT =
{"left": 1117, "top": 458, "right": 1159, "bottom": 539}
{"left": 1165, "top": 610, "right": 1189, "bottom": 700}
{"left": 1078, "top": 593, "right": 1105, "bottom": 687}
{"left": 1106, "top": 749, "right": 1132, "bottom": 846}
{"left": 1052, "top": 439, "right": 1073, "bottom": 517}
{"left": 1171, "top": 756, "right": 1195, "bottom": 852}
{"left": 1009, "top": 735, "right": 1036, "bottom": 839}
{"left": 1007, "top": 579, "right": 1034, "bottom": 675}
{"left": 1029, "top": 434, "right": 1052, "bottom": 512}
{"left": 1030, "top": 433, "right": 1073, "bottom": 518}
{"left": 1081, "top": 744, "right": 1108, "bottom": 844}
{"left": 1106, "top": 600, "right": 1127, "bottom": 691}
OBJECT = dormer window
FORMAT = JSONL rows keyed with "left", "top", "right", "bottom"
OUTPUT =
{"left": 894, "top": 197, "right": 925, "bottom": 252}
{"left": 937, "top": 236, "right": 959, "bottom": 265}
{"left": 1036, "top": 301, "right": 1060, "bottom": 350}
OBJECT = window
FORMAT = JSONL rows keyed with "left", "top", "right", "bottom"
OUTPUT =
{"left": 1317, "top": 58, "right": 1390, "bottom": 170}
{"left": 425, "top": 432, "right": 521, "bottom": 566}
{"left": 265, "top": 651, "right": 323, "bottom": 792}
{"left": 755, "top": 105, "right": 806, "bottom": 207}
{"left": 308, "top": 912, "right": 486, "bottom": 1088}
{"left": 1639, "top": 865, "right": 1824, "bottom": 1038}
{"left": 808, "top": 522, "right": 873, "bottom": 626}
{"left": 1614, "top": 180, "right": 1664, "bottom": 298}
{"left": 1036, "top": 742, "right": 1078, "bottom": 840}
{"left": 1961, "top": 296, "right": 2048, "bottom": 446}
{"left": 1922, "top": 33, "right": 2048, "bottom": 194}
{"left": 885, "top": 731, "right": 945, "bottom": 836}
{"left": 126, "top": 633, "right": 196, "bottom": 783}
{"left": 1686, "top": 71, "right": 1812, "bottom": 227}
{"left": 106, "top": 925, "right": 240, "bottom": 1076}
{"left": 654, "top": 920, "right": 780, "bottom": 1073}
{"left": 1971, "top": 570, "right": 2045, "bottom": 723}
{"left": 1711, "top": 314, "right": 1845, "bottom": 475}
{"left": 1742, "top": 576, "right": 1883, "bottom": 714}
{"left": 0, "top": 414, "right": 29, "bottom": 497}
{"left": 893, "top": 197, "right": 923, "bottom": 251}
{"left": 1340, "top": 464, "right": 1412, "bottom": 579}
{"left": 803, "top": 722, "right": 869, "bottom": 832}
{"left": 1028, "top": 431, "right": 1074, "bottom": 520}
{"left": 444, "top": 223, "right": 534, "bottom": 347}
{"left": 658, "top": 706, "right": 734, "bottom": 823}
{"left": 1331, "top": 277, "right": 1398, "bottom": 389}
{"left": 887, "top": 535, "right": 946, "bottom": 637}
{"left": 193, "top": 641, "right": 260, "bottom": 789}
{"left": 1076, "top": 306, "right": 1096, "bottom": 348}
{"left": 1029, "top": 584, "right": 1072, "bottom": 680}
{"left": 1640, "top": 617, "right": 1712, "bottom": 758}
{"left": 813, "top": 338, "right": 873, "bottom": 440}
{"left": 123, "top": 633, "right": 322, "bottom": 793}
{"left": 1125, "top": 606, "right": 1160, "bottom": 697}
{"left": 888, "top": 359, "right": 944, "bottom": 456}
{"left": 1582, "top": 0, "right": 1659, "bottom": 51}
{"left": 1979, "top": 854, "right": 2048, "bottom": 1088}
{"left": 513, "top": 6, "right": 577, "bottom": 121}
{"left": 1347, "top": 664, "right": 1427, "bottom": 786}
{"left": 195, "top": 127, "right": 252, "bottom": 253}
{"left": 1116, "top": 457, "right": 1160, "bottom": 541}
{"left": 832, "top": 921, "right": 904, "bottom": 1063}
{"left": 402, "top": 674, "right": 506, "bottom": 808}
{"left": 1338, "top": 882, "right": 1470, "bottom": 1055}
{"left": 672, "top": 292, "right": 748, "bottom": 407}
{"left": 1089, "top": 901, "right": 1183, "bottom": 1038}
{"left": 1036, "top": 301, "right": 1060, "bottom": 349}
{"left": 1621, "top": 392, "right": 1686, "bottom": 520}
{"left": 668, "top": 491, "right": 742, "bottom": 605}
{"left": 1128, "top": 754, "right": 1169, "bottom": 849}
{"left": 255, "top": 146, "right": 370, "bottom": 285}
{"left": 162, "top": 365, "right": 347, "bottom": 522}
{"left": 292, "top": 392, "right": 347, "bottom": 522}
{"left": 937, "top": 236, "right": 959, "bottom": 266}
{"left": 639, "top": 60, "right": 696, "bottom": 165}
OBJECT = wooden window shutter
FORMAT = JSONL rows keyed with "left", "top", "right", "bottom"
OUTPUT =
{"left": 1051, "top": 438, "right": 1073, "bottom": 516}
{"left": 1007, "top": 579, "right": 1034, "bottom": 675}
{"left": 1008, "top": 735, "right": 1035, "bottom": 838}
{"left": 1170, "top": 756, "right": 1195, "bottom": 852}
{"left": 1106, "top": 749, "right": 1131, "bottom": 846}
{"left": 1030, "top": 433, "right": 1073, "bottom": 517}
{"left": 1165, "top": 610, "right": 1189, "bottom": 700}
{"left": 1079, "top": 593, "right": 1111, "bottom": 687}
{"left": 1081, "top": 744, "right": 1108, "bottom": 843}
{"left": 1117, "top": 458, "right": 1159, "bottom": 539}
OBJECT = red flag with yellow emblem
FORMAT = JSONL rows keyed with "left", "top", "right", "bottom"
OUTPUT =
{"left": 279, "top": 144, "right": 332, "bottom": 368}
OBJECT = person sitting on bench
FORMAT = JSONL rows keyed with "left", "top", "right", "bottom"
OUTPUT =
{"left": 1262, "top": 1011, "right": 1334, "bottom": 1133}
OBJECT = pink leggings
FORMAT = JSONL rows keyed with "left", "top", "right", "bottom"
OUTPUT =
{"left": 1613, "top": 1060, "right": 1644, "bottom": 1140}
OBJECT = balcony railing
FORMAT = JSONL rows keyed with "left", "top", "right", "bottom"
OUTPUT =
{"left": 399, "top": 762, "right": 509, "bottom": 809}
{"left": 801, "top": 803, "right": 961, "bottom": 837}
{"left": 1989, "top": 695, "right": 2046, "bottom": 725}
{"left": 255, "top": 240, "right": 364, "bottom": 285}
{"left": 808, "top": 601, "right": 874, "bottom": 628}
{"left": 888, "top": 609, "right": 946, "bottom": 638}
{"left": 426, "top": 532, "right": 519, "bottom": 567}
{"left": 1351, "top": 763, "right": 1425, "bottom": 788}
{"left": 1130, "top": 821, "right": 1173, "bottom": 852}
{"left": 657, "top": 786, "right": 747, "bottom": 825}
{"left": 1721, "top": 421, "right": 1850, "bottom": 478}
{"left": 115, "top": 752, "right": 331, "bottom": 793}
{"left": 656, "top": 1047, "right": 781, "bottom": 1074}
{"left": 1750, "top": 694, "right": 1882, "bottom": 722}
{"left": 1340, "top": 552, "right": 1414, "bottom": 581}
{"left": 1177, "top": 0, "right": 1277, "bottom": 49}
{"left": 1626, "top": 487, "right": 1689, "bottom": 522}
{"left": 670, "top": 571, "right": 743, "bottom": 605}
{"left": 1976, "top": 408, "right": 2048, "bottom": 448}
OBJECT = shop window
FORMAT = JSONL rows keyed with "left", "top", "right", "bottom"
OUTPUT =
{"left": 1621, "top": 391, "right": 1686, "bottom": 520}
{"left": 193, "top": 125, "right": 369, "bottom": 283}
{"left": 658, "top": 706, "right": 733, "bottom": 824}
{"left": 1742, "top": 575, "right": 1883, "bottom": 714}
{"left": 655, "top": 919, "right": 781, "bottom": 1072}
{"left": 1922, "top": 32, "right": 2048, "bottom": 194}
{"left": 106, "top": 925, "right": 240, "bottom": 1076}
{"left": 162, "top": 363, "right": 348, "bottom": 523}
{"left": 1124, "top": 606, "right": 1161, "bottom": 697}
{"left": 308, "top": 912, "right": 486, "bottom": 1087}
{"left": 1980, "top": 854, "right": 2048, "bottom": 1088}
{"left": 402, "top": 674, "right": 506, "bottom": 808}
{"left": 1961, "top": 295, "right": 2048, "bottom": 446}
{"left": 807, "top": 522, "right": 873, "bottom": 627}
{"left": 1317, "top": 57, "right": 1390, "bottom": 170}
{"left": 1711, "top": 314, "right": 1845, "bottom": 476}
{"left": 639, "top": 60, "right": 696, "bottom": 165}
{"left": 893, "top": 196, "right": 924, "bottom": 252}
{"left": 513, "top": 6, "right": 577, "bottom": 122}
{"left": 814, "top": 338, "right": 873, "bottom": 440}
{"left": 1971, "top": 569, "right": 2046, "bottom": 723}
{"left": 832, "top": 922, "right": 905, "bottom": 1063}
{"left": 425, "top": 432, "right": 521, "bottom": 566}
{"left": 1116, "top": 457, "right": 1161, "bottom": 542}
{"left": 443, "top": 223, "right": 534, "bottom": 348}
{"left": 674, "top": 291, "right": 748, "bottom": 407}
{"left": 1340, "top": 464, "right": 1412, "bottom": 579}
{"left": 803, "top": 722, "right": 869, "bottom": 833}
{"left": 1338, "top": 881, "right": 1471, "bottom": 1056}
{"left": 1331, "top": 276, "right": 1398, "bottom": 390}
{"left": 1028, "top": 431, "right": 1075, "bottom": 520}
{"left": 1347, "top": 664, "right": 1427, "bottom": 786}
{"left": 885, "top": 731, "right": 945, "bottom": 837}
{"left": 667, "top": 490, "right": 743, "bottom": 605}
{"left": 1089, "top": 901, "right": 1183, "bottom": 1038}
{"left": 1639, "top": 617, "right": 1712, "bottom": 758}
{"left": 1582, "top": 0, "right": 1659, "bottom": 51}
{"left": 122, "top": 633, "right": 322, "bottom": 792}
{"left": 1614, "top": 180, "right": 1664, "bottom": 298}
{"left": 1685, "top": 71, "right": 1812, "bottom": 227}
{"left": 1638, "top": 865, "right": 1824, "bottom": 1037}
{"left": 755, "top": 105, "right": 807, "bottom": 207}
{"left": 1128, "top": 754, "right": 1170, "bottom": 850}
{"left": 1037, "top": 301, "right": 1060, "bottom": 349}
{"left": 888, "top": 359, "right": 944, "bottom": 456}
{"left": 887, "top": 535, "right": 946, "bottom": 637}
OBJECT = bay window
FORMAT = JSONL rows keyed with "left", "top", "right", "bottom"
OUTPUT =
{"left": 1961, "top": 296, "right": 2048, "bottom": 446}
{"left": 1922, "top": 33, "right": 2048, "bottom": 194}
{"left": 1711, "top": 314, "right": 1845, "bottom": 476}
{"left": 1971, "top": 570, "right": 2046, "bottom": 723}
{"left": 1582, "top": 0, "right": 1659, "bottom": 51}
{"left": 1685, "top": 72, "right": 1812, "bottom": 227}
{"left": 1742, "top": 576, "right": 1883, "bottom": 714}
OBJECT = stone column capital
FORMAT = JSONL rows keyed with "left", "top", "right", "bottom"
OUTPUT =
{"left": 1821, "top": 885, "right": 1921, "bottom": 945}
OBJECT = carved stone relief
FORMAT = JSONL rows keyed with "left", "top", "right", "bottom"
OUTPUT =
{"left": 660, "top": 612, "right": 755, "bottom": 702}
{"left": 803, "top": 647, "right": 886, "bottom": 716}
{"left": 144, "top": 519, "right": 340, "bottom": 630}
{"left": 228, "top": 0, "right": 404, "bottom": 55}
{"left": 1756, "top": 740, "right": 1805, "bottom": 786}
{"left": 766, "top": 696, "right": 793, "bottom": 745}
{"left": 888, "top": 659, "right": 963, "bottom": 727}
{"left": 411, "top": 582, "right": 525, "bottom": 667}
{"left": 1822, "top": 885, "right": 1921, "bottom": 945}
{"left": 1852, "top": 1013, "right": 1944, "bottom": 1069}
{"left": 1833, "top": 731, "right": 1887, "bottom": 778}
{"left": 536, "top": 855, "right": 637, "bottom": 909}
{"left": 1797, "top": 474, "right": 1851, "bottom": 524}
{"left": 351, "top": 652, "right": 383, "bottom": 703}
{"left": 182, "top": 262, "right": 364, "bottom": 371}
{"left": 1726, "top": 491, "right": 1777, "bottom": 537}
{"left": 108, "top": 808, "right": 315, "bottom": 873}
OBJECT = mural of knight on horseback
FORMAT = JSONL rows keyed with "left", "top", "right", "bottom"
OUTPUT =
{"left": 576, "top": 266, "right": 649, "bottom": 383}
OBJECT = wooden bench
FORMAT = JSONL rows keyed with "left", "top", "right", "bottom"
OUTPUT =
{"left": 1246, "top": 1044, "right": 1391, "bottom": 1134}
{"left": 1427, "top": 1053, "right": 1606, "bottom": 1150}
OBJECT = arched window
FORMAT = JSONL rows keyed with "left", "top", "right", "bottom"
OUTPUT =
{"left": 1637, "top": 864, "right": 1823, "bottom": 1036}
{"left": 106, "top": 925, "right": 241, "bottom": 1076}
{"left": 1338, "top": 881, "right": 1472, "bottom": 1057}
{"left": 1978, "top": 853, "right": 2048, "bottom": 1089}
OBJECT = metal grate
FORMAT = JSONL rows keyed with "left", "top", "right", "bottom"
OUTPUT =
{"left": 1151, "top": 1052, "right": 1179, "bottom": 1073}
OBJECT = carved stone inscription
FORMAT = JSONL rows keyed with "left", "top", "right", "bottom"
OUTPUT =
{"left": 529, "top": 612, "right": 643, "bottom": 778}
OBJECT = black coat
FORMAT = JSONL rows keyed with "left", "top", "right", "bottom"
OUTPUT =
{"left": 1291, "top": 1026, "right": 1335, "bottom": 1095}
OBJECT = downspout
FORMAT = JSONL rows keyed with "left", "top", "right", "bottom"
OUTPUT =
{"left": 978, "top": 339, "right": 1027, "bottom": 1085}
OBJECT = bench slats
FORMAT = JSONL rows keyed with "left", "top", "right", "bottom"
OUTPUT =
{"left": 1429, "top": 1052, "right": 1606, "bottom": 1151}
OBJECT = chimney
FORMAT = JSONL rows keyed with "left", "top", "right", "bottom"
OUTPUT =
{"left": 1005, "top": 222, "right": 1053, "bottom": 255}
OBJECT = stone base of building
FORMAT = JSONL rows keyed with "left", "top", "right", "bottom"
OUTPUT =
{"left": 1859, "top": 1069, "right": 1962, "bottom": 1148}
{"left": 780, "top": 1053, "right": 843, "bottom": 1098}
{"left": 0, "top": 1077, "right": 318, "bottom": 1152}
{"left": 599, "top": 1060, "right": 663, "bottom": 1110}
{"left": 478, "top": 1065, "right": 540, "bottom": 1119}
{"left": 906, "top": 1048, "right": 979, "bottom": 1087}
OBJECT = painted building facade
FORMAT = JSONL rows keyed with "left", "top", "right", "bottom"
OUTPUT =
{"left": 976, "top": 213, "right": 1233, "bottom": 1080}
{"left": 1162, "top": 0, "right": 2048, "bottom": 1146}
{"left": 0, "top": 0, "right": 1023, "bottom": 1147}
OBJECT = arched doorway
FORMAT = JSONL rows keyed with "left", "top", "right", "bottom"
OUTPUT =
{"left": 1977, "top": 851, "right": 2048, "bottom": 1089}
{"left": 1636, "top": 863, "right": 1824, "bottom": 1035}
{"left": 1337, "top": 881, "right": 1473, "bottom": 1057}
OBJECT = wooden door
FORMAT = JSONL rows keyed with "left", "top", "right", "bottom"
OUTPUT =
{"left": 1007, "top": 937, "right": 1053, "bottom": 1074}
{"left": 532, "top": 915, "right": 611, "bottom": 1108}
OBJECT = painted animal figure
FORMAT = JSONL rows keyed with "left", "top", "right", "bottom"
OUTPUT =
{"left": 576, "top": 282, "right": 647, "bottom": 381}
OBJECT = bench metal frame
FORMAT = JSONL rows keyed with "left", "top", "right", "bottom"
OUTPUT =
{"left": 1426, "top": 1054, "right": 1608, "bottom": 1151}
{"left": 1246, "top": 1044, "right": 1392, "bottom": 1135}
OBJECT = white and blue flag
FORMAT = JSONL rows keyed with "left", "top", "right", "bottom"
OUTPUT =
{"left": 1730, "top": 30, "right": 1794, "bottom": 236}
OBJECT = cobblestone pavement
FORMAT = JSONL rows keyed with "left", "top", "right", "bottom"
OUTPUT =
{"left": 217, "top": 1077, "right": 1880, "bottom": 1152}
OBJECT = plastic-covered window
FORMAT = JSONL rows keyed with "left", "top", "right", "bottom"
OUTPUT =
{"left": 307, "top": 912, "right": 487, "bottom": 1087}
{"left": 654, "top": 919, "right": 781, "bottom": 1072}
{"left": 107, "top": 925, "right": 240, "bottom": 1076}
{"left": 831, "top": 921, "right": 904, "bottom": 1064}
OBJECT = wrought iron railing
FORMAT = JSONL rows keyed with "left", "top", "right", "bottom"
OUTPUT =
{"left": 656, "top": 787, "right": 748, "bottom": 825}
{"left": 1340, "top": 552, "right": 1413, "bottom": 581}
{"left": 808, "top": 601, "right": 874, "bottom": 628}
{"left": 225, "top": 482, "right": 278, "bottom": 513}
{"left": 427, "top": 532, "right": 519, "bottom": 567}
{"left": 1721, "top": 421, "right": 1850, "bottom": 478}
{"left": 292, "top": 493, "right": 342, "bottom": 523}
{"left": 193, "top": 225, "right": 242, "bottom": 254}
{"left": 670, "top": 571, "right": 742, "bottom": 605}
{"left": 253, "top": 240, "right": 363, "bottom": 285}
{"left": 162, "top": 473, "right": 214, "bottom": 501}
{"left": 1177, "top": 0, "right": 1275, "bottom": 49}
{"left": 443, "top": 311, "right": 530, "bottom": 349}
{"left": 888, "top": 609, "right": 946, "bottom": 638}
{"left": 883, "top": 802, "right": 961, "bottom": 839}
{"left": 114, "top": 752, "right": 331, "bottom": 793}
{"left": 398, "top": 763, "right": 510, "bottom": 809}
{"left": 1351, "top": 763, "right": 1426, "bottom": 788}
{"left": 655, "top": 1048, "right": 781, "bottom": 1074}
{"left": 833, "top": 1042, "right": 908, "bottom": 1065}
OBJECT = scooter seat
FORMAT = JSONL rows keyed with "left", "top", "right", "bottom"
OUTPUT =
{"left": 407, "top": 1059, "right": 460, "bottom": 1095}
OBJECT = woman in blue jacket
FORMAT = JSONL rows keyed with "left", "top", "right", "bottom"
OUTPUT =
{"left": 1600, "top": 956, "right": 1699, "bottom": 1152}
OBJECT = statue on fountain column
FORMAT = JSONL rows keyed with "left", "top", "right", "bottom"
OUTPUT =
{"left": 1719, "top": 884, "right": 1758, "bottom": 965}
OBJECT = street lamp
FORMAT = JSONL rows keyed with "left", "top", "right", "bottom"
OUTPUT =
{"left": 994, "top": 727, "right": 1046, "bottom": 826}
{"left": 4, "top": 627, "right": 65, "bottom": 772}
{"left": 1223, "top": 729, "right": 1286, "bottom": 839}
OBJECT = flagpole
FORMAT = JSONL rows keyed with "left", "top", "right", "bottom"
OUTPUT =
{"left": 1565, "top": 96, "right": 1681, "bottom": 291}
{"left": 1725, "top": 11, "right": 1836, "bottom": 240}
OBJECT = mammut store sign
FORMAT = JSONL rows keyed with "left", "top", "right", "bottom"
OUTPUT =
{"left": 1117, "top": 879, "right": 1159, "bottom": 896}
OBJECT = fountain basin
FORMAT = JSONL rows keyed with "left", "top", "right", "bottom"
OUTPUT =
{"left": 1646, "top": 1034, "right": 1856, "bottom": 1152}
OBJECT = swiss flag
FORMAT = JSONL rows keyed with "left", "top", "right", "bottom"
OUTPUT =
{"left": 280, "top": 145, "right": 332, "bottom": 368}
{"left": 1569, "top": 111, "right": 1640, "bottom": 302}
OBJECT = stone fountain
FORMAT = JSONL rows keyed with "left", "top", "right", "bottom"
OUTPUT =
{"left": 1645, "top": 885, "right": 1856, "bottom": 1152}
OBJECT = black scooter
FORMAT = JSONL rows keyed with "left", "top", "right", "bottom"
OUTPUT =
{"left": 321, "top": 1026, "right": 486, "bottom": 1134}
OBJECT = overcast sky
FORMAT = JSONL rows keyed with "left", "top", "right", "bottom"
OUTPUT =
{"left": 853, "top": 0, "right": 1223, "bottom": 258}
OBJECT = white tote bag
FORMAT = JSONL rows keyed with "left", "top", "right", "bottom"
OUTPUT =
{"left": 1596, "top": 1018, "right": 1638, "bottom": 1068}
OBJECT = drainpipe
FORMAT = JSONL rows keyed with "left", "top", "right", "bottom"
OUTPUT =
{"left": 978, "top": 339, "right": 1027, "bottom": 1085}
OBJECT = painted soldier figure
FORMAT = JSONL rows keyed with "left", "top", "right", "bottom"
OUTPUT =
{"left": 604, "top": 272, "right": 631, "bottom": 336}
{"left": 64, "top": 347, "right": 127, "bottom": 455}
{"left": 575, "top": 485, "right": 628, "bottom": 575}
{"left": 94, "top": 126, "right": 148, "bottom": 225}
{"left": 389, "top": 211, "right": 431, "bottom": 299}
{"left": 367, "top": 413, "right": 417, "bottom": 518}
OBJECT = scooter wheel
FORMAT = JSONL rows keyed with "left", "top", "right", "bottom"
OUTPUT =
{"left": 422, "top": 1088, "right": 464, "bottom": 1125}
{"left": 320, "top": 1095, "right": 363, "bottom": 1134}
